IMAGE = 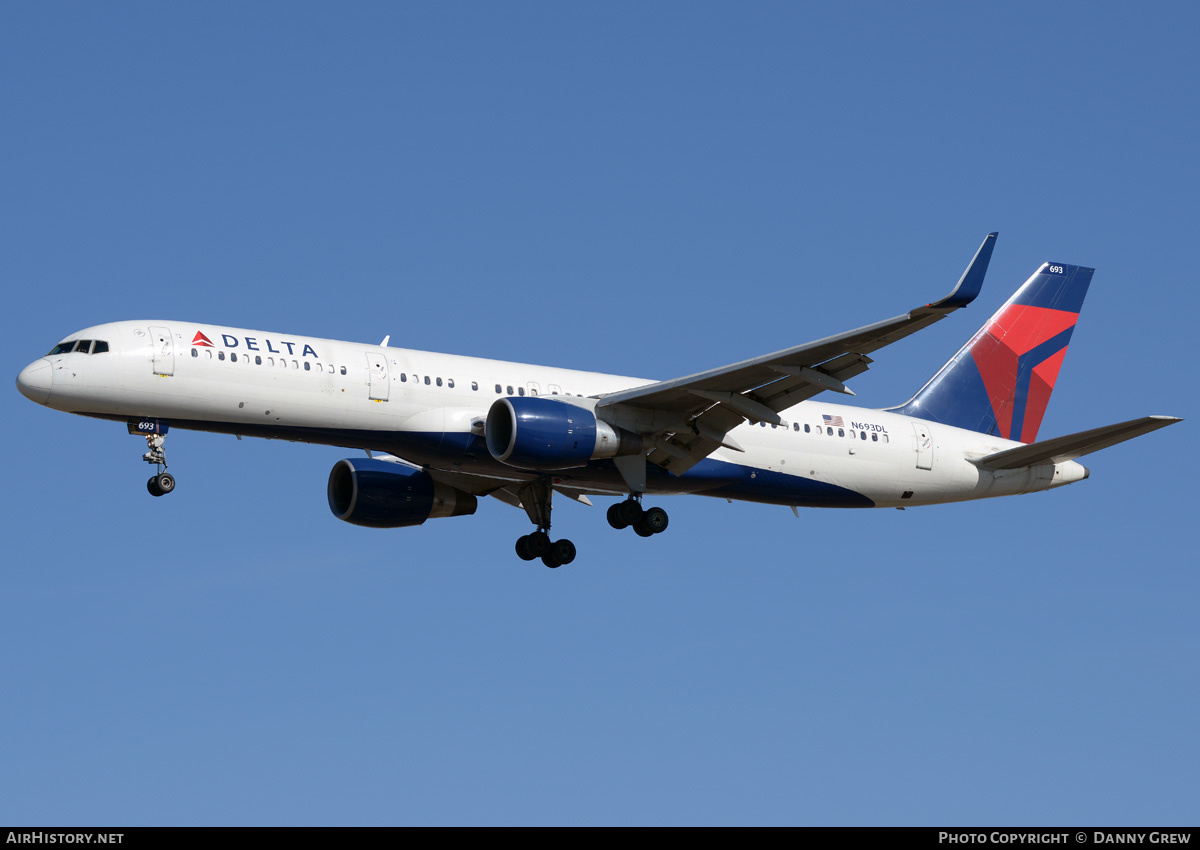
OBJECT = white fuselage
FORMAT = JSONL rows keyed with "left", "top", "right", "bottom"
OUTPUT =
{"left": 19, "top": 321, "right": 1089, "bottom": 509}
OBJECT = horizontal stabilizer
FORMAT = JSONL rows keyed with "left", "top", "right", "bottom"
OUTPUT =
{"left": 969, "top": 415, "right": 1182, "bottom": 469}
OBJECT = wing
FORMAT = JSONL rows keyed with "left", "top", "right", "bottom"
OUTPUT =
{"left": 595, "top": 233, "right": 998, "bottom": 475}
{"left": 422, "top": 465, "right": 599, "bottom": 506}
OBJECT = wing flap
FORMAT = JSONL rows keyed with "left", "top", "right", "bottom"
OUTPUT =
{"left": 969, "top": 415, "right": 1182, "bottom": 469}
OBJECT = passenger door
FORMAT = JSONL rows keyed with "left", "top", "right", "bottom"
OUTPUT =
{"left": 366, "top": 351, "right": 389, "bottom": 401}
{"left": 150, "top": 326, "right": 174, "bottom": 376}
{"left": 913, "top": 422, "right": 933, "bottom": 470}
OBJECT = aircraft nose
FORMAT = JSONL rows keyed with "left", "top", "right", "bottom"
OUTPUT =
{"left": 16, "top": 358, "right": 53, "bottom": 404}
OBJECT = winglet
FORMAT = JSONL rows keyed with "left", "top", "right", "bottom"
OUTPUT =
{"left": 929, "top": 232, "right": 998, "bottom": 310}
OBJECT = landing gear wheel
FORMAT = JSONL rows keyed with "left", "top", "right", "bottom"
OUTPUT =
{"left": 527, "top": 531, "right": 551, "bottom": 557}
{"left": 633, "top": 519, "right": 656, "bottom": 537}
{"left": 147, "top": 472, "right": 175, "bottom": 497}
{"left": 607, "top": 503, "right": 628, "bottom": 530}
{"left": 515, "top": 536, "right": 537, "bottom": 561}
{"left": 642, "top": 506, "right": 668, "bottom": 534}
{"left": 616, "top": 499, "right": 643, "bottom": 527}
{"left": 542, "top": 552, "right": 562, "bottom": 569}
{"left": 550, "top": 538, "right": 576, "bottom": 565}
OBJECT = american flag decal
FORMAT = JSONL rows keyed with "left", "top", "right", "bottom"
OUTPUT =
{"left": 822, "top": 414, "right": 844, "bottom": 427}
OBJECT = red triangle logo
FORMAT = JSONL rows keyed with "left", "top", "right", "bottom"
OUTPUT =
{"left": 192, "top": 331, "right": 214, "bottom": 347}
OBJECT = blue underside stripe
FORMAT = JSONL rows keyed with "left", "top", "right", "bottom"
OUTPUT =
{"left": 86, "top": 412, "right": 876, "bottom": 508}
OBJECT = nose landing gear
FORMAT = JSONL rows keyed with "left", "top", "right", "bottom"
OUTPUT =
{"left": 134, "top": 424, "right": 176, "bottom": 497}
{"left": 147, "top": 470, "right": 175, "bottom": 497}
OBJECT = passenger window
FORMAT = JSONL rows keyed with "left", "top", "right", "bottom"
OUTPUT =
{"left": 218, "top": 351, "right": 225, "bottom": 361}
{"left": 771, "top": 423, "right": 777, "bottom": 429}
{"left": 292, "top": 360, "right": 298, "bottom": 369}
{"left": 448, "top": 379, "right": 455, "bottom": 388}
{"left": 530, "top": 387, "right": 537, "bottom": 396}
{"left": 872, "top": 433, "right": 878, "bottom": 441}
{"left": 860, "top": 431, "right": 866, "bottom": 441}
{"left": 424, "top": 376, "right": 431, "bottom": 385}
{"left": 304, "top": 361, "right": 311, "bottom": 371}
{"left": 507, "top": 385, "right": 514, "bottom": 395}
{"left": 206, "top": 350, "right": 213, "bottom": 359}
{"left": 472, "top": 381, "right": 478, "bottom": 391}
{"left": 793, "top": 423, "right": 799, "bottom": 431}
{"left": 255, "top": 356, "right": 262, "bottom": 365}
{"left": 838, "top": 428, "right": 844, "bottom": 437}
{"left": 495, "top": 384, "right": 502, "bottom": 394}
{"left": 804, "top": 424, "right": 811, "bottom": 433}
{"left": 191, "top": 348, "right": 198, "bottom": 358}
{"left": 231, "top": 353, "right": 238, "bottom": 363}
{"left": 400, "top": 373, "right": 407, "bottom": 382}
{"left": 436, "top": 377, "right": 443, "bottom": 387}
{"left": 518, "top": 387, "right": 525, "bottom": 396}
{"left": 883, "top": 434, "right": 889, "bottom": 443}
{"left": 827, "top": 427, "right": 833, "bottom": 436}
{"left": 340, "top": 366, "right": 346, "bottom": 375}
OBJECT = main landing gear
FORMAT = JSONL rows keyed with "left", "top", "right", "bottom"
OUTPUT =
{"left": 606, "top": 496, "right": 669, "bottom": 537}
{"left": 141, "top": 432, "right": 176, "bottom": 497}
{"left": 513, "top": 480, "right": 576, "bottom": 569}
{"left": 515, "top": 532, "right": 577, "bottom": 569}
{"left": 508, "top": 483, "right": 668, "bottom": 568}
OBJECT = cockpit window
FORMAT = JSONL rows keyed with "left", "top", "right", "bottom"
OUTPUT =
{"left": 47, "top": 339, "right": 109, "bottom": 355}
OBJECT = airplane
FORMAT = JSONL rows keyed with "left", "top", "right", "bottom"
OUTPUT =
{"left": 15, "top": 233, "right": 1181, "bottom": 567}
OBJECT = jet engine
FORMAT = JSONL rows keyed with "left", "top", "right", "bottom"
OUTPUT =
{"left": 327, "top": 458, "right": 477, "bottom": 528}
{"left": 485, "top": 396, "right": 643, "bottom": 471}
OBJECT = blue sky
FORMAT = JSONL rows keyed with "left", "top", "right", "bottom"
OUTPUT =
{"left": 2, "top": 2, "right": 1196, "bottom": 826}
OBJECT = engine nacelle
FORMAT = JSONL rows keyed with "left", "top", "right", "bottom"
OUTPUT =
{"left": 485, "top": 396, "right": 643, "bottom": 470}
{"left": 327, "top": 458, "right": 477, "bottom": 528}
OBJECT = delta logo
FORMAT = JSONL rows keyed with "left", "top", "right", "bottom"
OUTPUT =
{"left": 193, "top": 329, "right": 319, "bottom": 358}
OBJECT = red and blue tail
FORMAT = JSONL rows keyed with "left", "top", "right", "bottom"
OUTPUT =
{"left": 889, "top": 262, "right": 1093, "bottom": 443}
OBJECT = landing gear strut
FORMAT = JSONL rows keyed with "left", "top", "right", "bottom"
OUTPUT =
{"left": 513, "top": 480, "right": 576, "bottom": 568}
{"left": 607, "top": 495, "right": 669, "bottom": 537}
{"left": 141, "top": 432, "right": 175, "bottom": 497}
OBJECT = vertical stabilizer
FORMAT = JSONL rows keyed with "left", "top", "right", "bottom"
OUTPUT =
{"left": 889, "top": 262, "right": 1093, "bottom": 443}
